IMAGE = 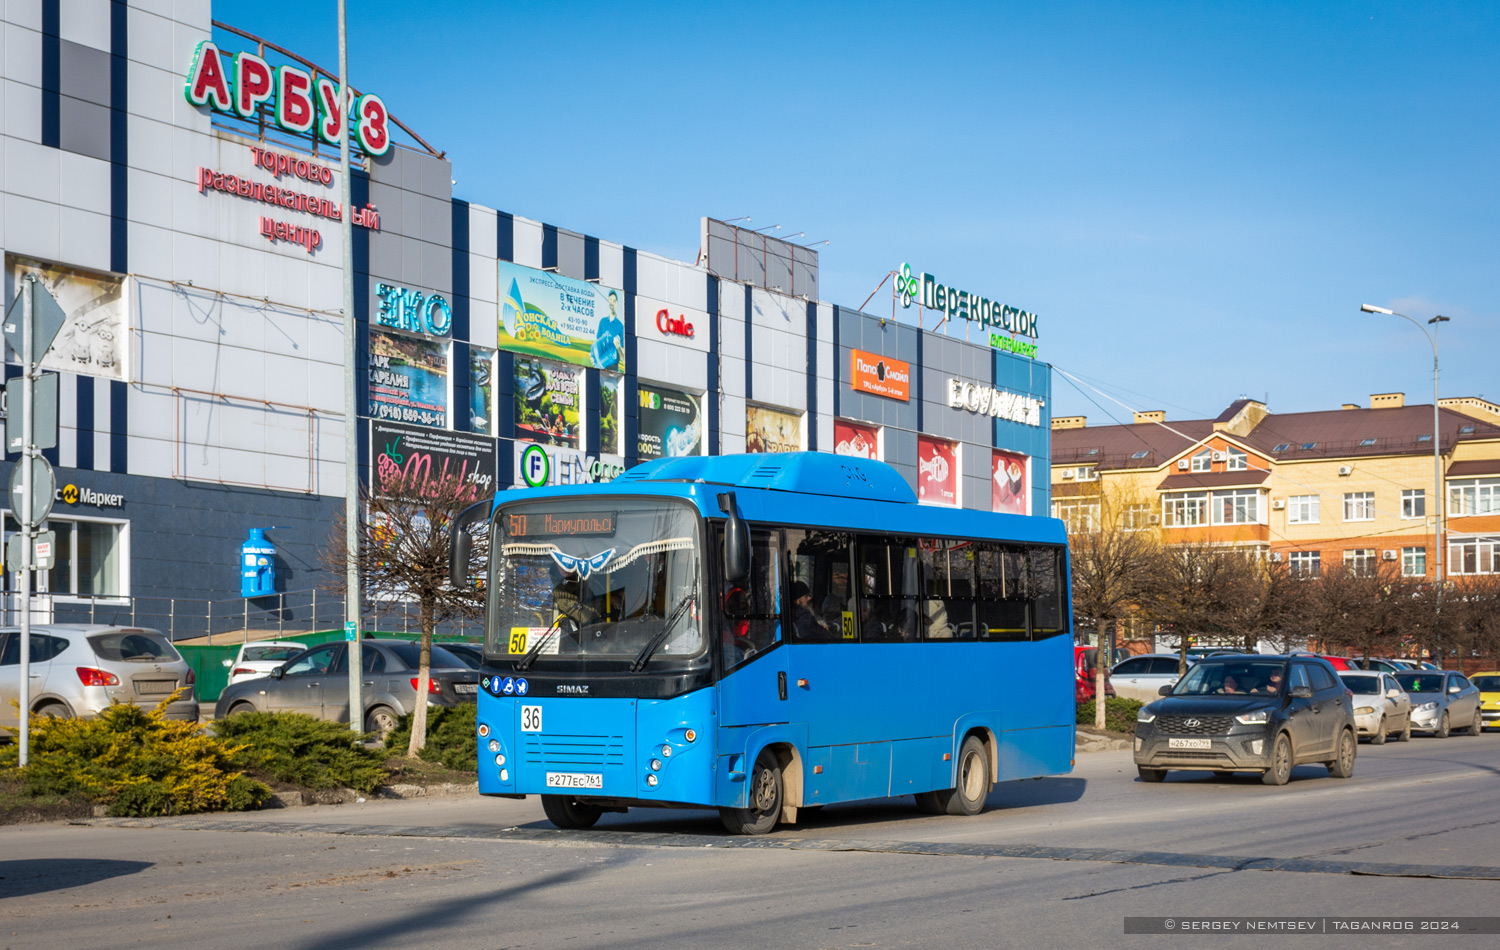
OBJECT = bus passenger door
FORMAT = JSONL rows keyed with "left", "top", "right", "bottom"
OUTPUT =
{"left": 717, "top": 529, "right": 787, "bottom": 730}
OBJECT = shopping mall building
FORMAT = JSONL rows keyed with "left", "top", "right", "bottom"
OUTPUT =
{"left": 0, "top": 2, "right": 1052, "bottom": 634}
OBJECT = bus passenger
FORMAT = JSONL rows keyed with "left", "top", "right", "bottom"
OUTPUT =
{"left": 791, "top": 581, "right": 831, "bottom": 640}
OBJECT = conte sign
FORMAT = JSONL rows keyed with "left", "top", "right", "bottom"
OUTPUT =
{"left": 184, "top": 42, "right": 391, "bottom": 156}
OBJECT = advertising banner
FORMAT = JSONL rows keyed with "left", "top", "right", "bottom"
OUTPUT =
{"left": 848, "top": 349, "right": 910, "bottom": 401}
{"left": 513, "top": 357, "right": 580, "bottom": 448}
{"left": 514, "top": 441, "right": 625, "bottom": 489}
{"left": 746, "top": 405, "right": 802, "bottom": 454}
{"left": 371, "top": 420, "right": 496, "bottom": 502}
{"left": 469, "top": 348, "right": 494, "bottom": 435}
{"left": 833, "top": 420, "right": 879, "bottom": 460}
{"left": 638, "top": 384, "right": 703, "bottom": 460}
{"left": 637, "top": 294, "right": 710, "bottom": 353}
{"left": 5, "top": 255, "right": 127, "bottom": 381}
{"left": 368, "top": 329, "right": 448, "bottom": 428}
{"left": 498, "top": 261, "right": 625, "bottom": 372}
{"left": 917, "top": 436, "right": 958, "bottom": 506}
{"left": 992, "top": 449, "right": 1029, "bottom": 515}
{"left": 600, "top": 373, "right": 621, "bottom": 455}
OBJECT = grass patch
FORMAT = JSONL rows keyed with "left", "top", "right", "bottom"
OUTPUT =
{"left": 213, "top": 712, "right": 388, "bottom": 794}
{"left": 1077, "top": 697, "right": 1144, "bottom": 735}
{"left": 385, "top": 704, "right": 478, "bottom": 773}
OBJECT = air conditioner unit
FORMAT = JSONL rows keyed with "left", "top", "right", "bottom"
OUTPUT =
{"left": 1177, "top": 459, "right": 1190, "bottom": 471}
{"left": 1211, "top": 450, "right": 1227, "bottom": 462}
{"left": 1338, "top": 465, "right": 1353, "bottom": 476}
{"left": 1382, "top": 550, "right": 1398, "bottom": 561}
{"left": 1061, "top": 468, "right": 1075, "bottom": 479}
{"left": 1270, "top": 552, "right": 1283, "bottom": 562}
{"left": 1148, "top": 514, "right": 1161, "bottom": 525}
{"left": 1271, "top": 498, "right": 1286, "bottom": 510}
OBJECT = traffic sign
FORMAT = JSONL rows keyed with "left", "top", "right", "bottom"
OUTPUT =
{"left": 344, "top": 621, "right": 358, "bottom": 641}
{"left": 6, "top": 530, "right": 56, "bottom": 572}
{"left": 9, "top": 455, "right": 55, "bottom": 526}
{"left": 5, "top": 372, "right": 58, "bottom": 452}
{"left": 3, "top": 280, "right": 66, "bottom": 364}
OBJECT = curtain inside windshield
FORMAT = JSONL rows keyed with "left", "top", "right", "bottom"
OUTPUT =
{"left": 488, "top": 500, "right": 702, "bottom": 666}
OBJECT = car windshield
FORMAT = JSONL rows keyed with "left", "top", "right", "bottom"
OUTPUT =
{"left": 88, "top": 631, "right": 181, "bottom": 663}
{"left": 1340, "top": 675, "right": 1382, "bottom": 695}
{"left": 383, "top": 643, "right": 465, "bottom": 670}
{"left": 486, "top": 498, "right": 704, "bottom": 671}
{"left": 1472, "top": 675, "right": 1500, "bottom": 692}
{"left": 1395, "top": 672, "right": 1444, "bottom": 693}
{"left": 1172, "top": 661, "right": 1287, "bottom": 696}
{"left": 243, "top": 645, "right": 303, "bottom": 662}
{"left": 440, "top": 645, "right": 483, "bottom": 669}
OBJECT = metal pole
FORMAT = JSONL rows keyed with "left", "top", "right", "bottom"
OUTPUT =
{"left": 18, "top": 276, "right": 34, "bottom": 766}
{"left": 339, "top": 0, "right": 363, "bottom": 731}
{"left": 1431, "top": 325, "right": 1444, "bottom": 618}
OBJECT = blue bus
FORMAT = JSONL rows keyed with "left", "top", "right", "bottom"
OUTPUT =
{"left": 450, "top": 452, "right": 1075, "bottom": 834}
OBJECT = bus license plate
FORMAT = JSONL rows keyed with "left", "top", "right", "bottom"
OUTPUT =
{"left": 1168, "top": 738, "right": 1212, "bottom": 750}
{"left": 546, "top": 772, "right": 603, "bottom": 789}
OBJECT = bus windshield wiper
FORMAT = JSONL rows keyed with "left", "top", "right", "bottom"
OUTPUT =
{"left": 629, "top": 591, "right": 696, "bottom": 673}
{"left": 516, "top": 615, "right": 568, "bottom": 672}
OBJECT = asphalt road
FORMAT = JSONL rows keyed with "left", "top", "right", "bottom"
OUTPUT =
{"left": 3, "top": 732, "right": 1499, "bottom": 949}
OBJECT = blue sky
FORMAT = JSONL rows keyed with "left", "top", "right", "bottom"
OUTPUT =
{"left": 213, "top": 0, "right": 1498, "bottom": 422}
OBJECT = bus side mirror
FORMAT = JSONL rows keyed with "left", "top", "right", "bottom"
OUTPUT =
{"left": 449, "top": 498, "right": 491, "bottom": 589}
{"left": 720, "top": 492, "right": 750, "bottom": 584}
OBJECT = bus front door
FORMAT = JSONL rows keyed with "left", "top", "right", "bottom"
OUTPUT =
{"left": 715, "top": 530, "right": 792, "bottom": 784}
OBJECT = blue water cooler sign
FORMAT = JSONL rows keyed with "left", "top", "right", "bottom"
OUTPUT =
{"left": 240, "top": 528, "right": 277, "bottom": 598}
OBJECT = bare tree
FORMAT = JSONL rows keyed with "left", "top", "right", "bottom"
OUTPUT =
{"left": 1244, "top": 557, "right": 1316, "bottom": 655}
{"left": 322, "top": 471, "right": 490, "bottom": 755}
{"left": 1142, "top": 543, "right": 1260, "bottom": 673}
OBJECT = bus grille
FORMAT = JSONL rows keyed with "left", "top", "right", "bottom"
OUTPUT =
{"left": 1156, "top": 715, "right": 1232, "bottom": 735}
{"left": 524, "top": 734, "right": 626, "bottom": 769}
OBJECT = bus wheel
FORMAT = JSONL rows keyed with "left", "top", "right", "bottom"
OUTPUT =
{"left": 930, "top": 735, "right": 991, "bottom": 816}
{"left": 541, "top": 795, "right": 603, "bottom": 830}
{"left": 719, "top": 750, "right": 782, "bottom": 835}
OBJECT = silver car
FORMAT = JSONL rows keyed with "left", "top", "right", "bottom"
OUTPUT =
{"left": 0, "top": 625, "right": 199, "bottom": 727}
{"left": 1338, "top": 671, "right": 1412, "bottom": 744}
{"left": 1395, "top": 670, "right": 1483, "bottom": 738}
{"left": 221, "top": 640, "right": 307, "bottom": 686}
{"left": 212, "top": 639, "right": 478, "bottom": 735}
{"left": 1110, "top": 653, "right": 1195, "bottom": 703}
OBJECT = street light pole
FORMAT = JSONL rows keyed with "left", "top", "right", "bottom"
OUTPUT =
{"left": 1360, "top": 304, "right": 1449, "bottom": 631}
{"left": 339, "top": 0, "right": 363, "bottom": 730}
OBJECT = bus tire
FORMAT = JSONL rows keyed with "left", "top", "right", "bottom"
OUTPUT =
{"left": 931, "top": 735, "right": 991, "bottom": 816}
{"left": 913, "top": 791, "right": 945, "bottom": 814}
{"left": 541, "top": 795, "right": 603, "bottom": 830}
{"left": 719, "top": 750, "right": 782, "bottom": 835}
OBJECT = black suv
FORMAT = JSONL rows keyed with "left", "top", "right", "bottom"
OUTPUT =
{"left": 1133, "top": 655, "right": 1356, "bottom": 786}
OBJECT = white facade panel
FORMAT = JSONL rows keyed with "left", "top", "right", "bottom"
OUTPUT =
{"left": 59, "top": 0, "right": 113, "bottom": 50}
{"left": 512, "top": 216, "right": 543, "bottom": 269}
{"left": 3, "top": 1, "right": 45, "bottom": 31}
{"left": 127, "top": 433, "right": 172, "bottom": 479}
{"left": 719, "top": 314, "right": 744, "bottom": 361}
{"left": 4, "top": 192, "right": 61, "bottom": 261}
{"left": 5, "top": 136, "right": 58, "bottom": 205}
{"left": 58, "top": 206, "right": 111, "bottom": 271}
{"left": 4, "top": 22, "right": 43, "bottom": 87}
{"left": 468, "top": 205, "right": 497, "bottom": 259}
{"left": 470, "top": 253, "right": 497, "bottom": 303}
{"left": 720, "top": 354, "right": 745, "bottom": 398}
{"left": 598, "top": 241, "right": 623, "bottom": 290}
{"left": 126, "top": 6, "right": 175, "bottom": 70}
{"left": 4, "top": 78, "right": 43, "bottom": 144}
{"left": 720, "top": 394, "right": 746, "bottom": 454}
{"left": 126, "top": 60, "right": 175, "bottom": 125}
{"left": 126, "top": 167, "right": 173, "bottom": 230}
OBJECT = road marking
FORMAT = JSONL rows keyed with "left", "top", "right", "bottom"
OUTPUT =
{"left": 78, "top": 818, "right": 1500, "bottom": 881}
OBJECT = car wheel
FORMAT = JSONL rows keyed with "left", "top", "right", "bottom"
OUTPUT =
{"left": 719, "top": 750, "right": 783, "bottom": 835}
{"left": 1466, "top": 711, "right": 1482, "bottom": 736}
{"left": 228, "top": 702, "right": 258, "bottom": 717}
{"left": 1327, "top": 730, "right": 1356, "bottom": 779}
{"left": 1371, "top": 716, "right": 1387, "bottom": 745}
{"left": 541, "top": 795, "right": 603, "bottom": 830}
{"left": 1398, "top": 715, "right": 1412, "bottom": 742}
{"left": 1435, "top": 710, "right": 1450, "bottom": 739}
{"left": 1262, "top": 733, "right": 1293, "bottom": 786}
{"left": 365, "top": 705, "right": 399, "bottom": 738}
{"left": 1137, "top": 766, "right": 1167, "bottom": 783}
{"left": 35, "top": 702, "right": 72, "bottom": 720}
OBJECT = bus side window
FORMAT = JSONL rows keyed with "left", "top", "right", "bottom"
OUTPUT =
{"left": 785, "top": 530, "right": 853, "bottom": 642}
{"left": 975, "top": 544, "right": 1029, "bottom": 641}
{"left": 721, "top": 528, "right": 780, "bottom": 670}
{"left": 1029, "top": 546, "right": 1067, "bottom": 639}
{"left": 857, "top": 536, "right": 916, "bottom": 642}
{"left": 918, "top": 539, "right": 977, "bottom": 640}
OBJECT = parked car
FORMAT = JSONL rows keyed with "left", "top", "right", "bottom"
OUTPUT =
{"left": 1291, "top": 651, "right": 1358, "bottom": 671}
{"left": 1075, "top": 646, "right": 1116, "bottom": 703}
{"left": 1133, "top": 655, "right": 1356, "bottom": 786}
{"left": 1395, "top": 670, "right": 1483, "bottom": 737}
{"left": 1351, "top": 657, "right": 1409, "bottom": 674}
{"left": 438, "top": 643, "right": 484, "bottom": 669}
{"left": 213, "top": 639, "right": 479, "bottom": 735}
{"left": 1338, "top": 670, "right": 1412, "bottom": 744}
{"left": 1110, "top": 653, "right": 1196, "bottom": 703}
{"left": 1472, "top": 672, "right": 1500, "bottom": 731}
{"left": 221, "top": 640, "right": 307, "bottom": 686}
{"left": 0, "top": 625, "right": 199, "bottom": 729}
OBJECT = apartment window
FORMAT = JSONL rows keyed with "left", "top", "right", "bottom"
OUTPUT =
{"left": 1273, "top": 443, "right": 1291, "bottom": 452}
{"left": 1075, "top": 466, "right": 1098, "bottom": 482}
{"left": 1162, "top": 492, "right": 1208, "bottom": 527}
{"left": 1359, "top": 438, "right": 1377, "bottom": 447}
{"left": 1449, "top": 478, "right": 1500, "bottom": 517}
{"left": 1122, "top": 503, "right": 1154, "bottom": 532}
{"left": 1402, "top": 489, "right": 1426, "bottom": 519}
{"left": 1226, "top": 448, "right": 1248, "bottom": 471}
{"left": 1287, "top": 495, "right": 1320, "bottom": 524}
{"left": 1052, "top": 500, "right": 1099, "bottom": 533}
{"left": 1344, "top": 548, "right": 1376, "bottom": 576}
{"left": 1343, "top": 491, "right": 1375, "bottom": 522}
{"left": 1212, "top": 489, "right": 1261, "bottom": 525}
{"left": 2, "top": 515, "right": 127, "bottom": 599}
{"left": 1131, "top": 451, "right": 1149, "bottom": 459}
{"left": 1448, "top": 537, "right": 1500, "bottom": 575}
{"left": 1289, "top": 551, "right": 1320, "bottom": 577}
{"left": 1402, "top": 547, "right": 1427, "bottom": 577}
{"left": 1190, "top": 450, "right": 1212, "bottom": 473}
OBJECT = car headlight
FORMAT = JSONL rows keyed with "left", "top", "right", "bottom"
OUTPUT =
{"left": 1417, "top": 701, "right": 1438, "bottom": 712}
{"left": 1235, "top": 710, "right": 1270, "bottom": 725}
{"left": 1354, "top": 706, "right": 1375, "bottom": 715}
{"left": 1137, "top": 709, "right": 1156, "bottom": 723}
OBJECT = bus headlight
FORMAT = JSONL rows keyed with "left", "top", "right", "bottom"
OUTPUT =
{"left": 500, "top": 769, "right": 509, "bottom": 782}
{"left": 661, "top": 744, "right": 672, "bottom": 758}
{"left": 646, "top": 773, "right": 658, "bottom": 787}
{"left": 488, "top": 739, "right": 501, "bottom": 753}
{"left": 650, "top": 759, "right": 662, "bottom": 771}
{"left": 494, "top": 753, "right": 506, "bottom": 766}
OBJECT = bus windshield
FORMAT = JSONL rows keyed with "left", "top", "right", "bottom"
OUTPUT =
{"left": 487, "top": 498, "right": 704, "bottom": 671}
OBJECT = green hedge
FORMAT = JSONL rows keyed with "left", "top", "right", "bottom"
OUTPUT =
{"left": 385, "top": 704, "right": 478, "bottom": 772}
{"left": 1076, "top": 697, "right": 1144, "bottom": 734}
{"left": 213, "top": 712, "right": 388, "bottom": 793}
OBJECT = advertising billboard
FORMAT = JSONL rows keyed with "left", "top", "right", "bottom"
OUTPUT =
{"left": 848, "top": 349, "right": 910, "bottom": 401}
{"left": 371, "top": 420, "right": 496, "bottom": 502}
{"left": 833, "top": 420, "right": 879, "bottom": 460}
{"left": 513, "top": 441, "right": 624, "bottom": 489}
{"left": 498, "top": 261, "right": 625, "bottom": 372}
{"left": 992, "top": 449, "right": 1029, "bottom": 515}
{"left": 368, "top": 329, "right": 448, "bottom": 428}
{"left": 513, "top": 357, "right": 580, "bottom": 448}
{"left": 746, "top": 405, "right": 802, "bottom": 454}
{"left": 5, "top": 255, "right": 127, "bottom": 381}
{"left": 917, "top": 436, "right": 958, "bottom": 506}
{"left": 638, "top": 384, "right": 703, "bottom": 460}
{"left": 469, "top": 347, "right": 493, "bottom": 435}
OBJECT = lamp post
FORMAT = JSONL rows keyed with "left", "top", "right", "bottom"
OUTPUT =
{"left": 1360, "top": 304, "right": 1449, "bottom": 621}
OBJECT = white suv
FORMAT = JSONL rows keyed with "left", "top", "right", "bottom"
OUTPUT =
{"left": 0, "top": 625, "right": 199, "bottom": 729}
